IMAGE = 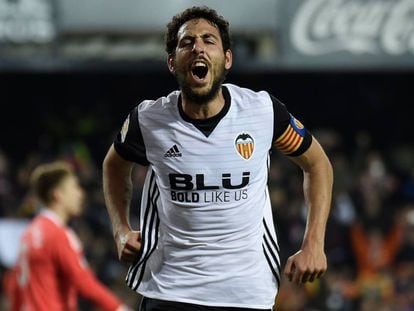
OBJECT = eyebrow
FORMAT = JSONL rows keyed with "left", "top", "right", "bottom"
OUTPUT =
{"left": 179, "top": 33, "right": 219, "bottom": 41}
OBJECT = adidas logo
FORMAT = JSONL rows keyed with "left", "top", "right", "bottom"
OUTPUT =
{"left": 164, "top": 144, "right": 182, "bottom": 158}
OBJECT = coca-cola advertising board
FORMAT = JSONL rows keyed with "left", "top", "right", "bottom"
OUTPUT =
{"left": 283, "top": 0, "right": 414, "bottom": 69}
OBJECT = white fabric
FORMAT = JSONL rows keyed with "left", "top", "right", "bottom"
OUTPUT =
{"left": 126, "top": 84, "right": 280, "bottom": 309}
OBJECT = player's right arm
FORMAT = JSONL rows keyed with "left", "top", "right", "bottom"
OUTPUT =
{"left": 103, "top": 145, "right": 141, "bottom": 262}
{"left": 104, "top": 106, "right": 149, "bottom": 262}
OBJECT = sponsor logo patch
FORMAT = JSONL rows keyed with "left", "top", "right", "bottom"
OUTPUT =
{"left": 164, "top": 144, "right": 182, "bottom": 158}
{"left": 120, "top": 117, "right": 129, "bottom": 143}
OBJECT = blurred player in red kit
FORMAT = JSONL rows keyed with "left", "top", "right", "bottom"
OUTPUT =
{"left": 4, "top": 161, "right": 131, "bottom": 311}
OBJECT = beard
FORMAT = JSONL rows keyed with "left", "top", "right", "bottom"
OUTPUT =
{"left": 175, "top": 64, "right": 227, "bottom": 105}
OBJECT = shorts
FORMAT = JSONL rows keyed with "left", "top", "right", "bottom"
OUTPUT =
{"left": 139, "top": 297, "right": 272, "bottom": 311}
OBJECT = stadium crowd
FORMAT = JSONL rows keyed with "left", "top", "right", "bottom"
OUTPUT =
{"left": 0, "top": 127, "right": 413, "bottom": 310}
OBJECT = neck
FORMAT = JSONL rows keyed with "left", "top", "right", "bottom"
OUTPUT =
{"left": 48, "top": 204, "right": 69, "bottom": 224}
{"left": 181, "top": 88, "right": 225, "bottom": 119}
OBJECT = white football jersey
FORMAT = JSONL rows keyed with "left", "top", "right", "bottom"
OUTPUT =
{"left": 114, "top": 83, "right": 311, "bottom": 309}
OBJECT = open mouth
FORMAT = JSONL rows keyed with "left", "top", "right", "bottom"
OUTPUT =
{"left": 191, "top": 62, "right": 208, "bottom": 80}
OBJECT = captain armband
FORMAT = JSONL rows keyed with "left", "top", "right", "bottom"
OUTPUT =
{"left": 274, "top": 115, "right": 312, "bottom": 157}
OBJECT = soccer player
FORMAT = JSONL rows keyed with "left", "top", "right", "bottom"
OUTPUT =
{"left": 7, "top": 161, "right": 131, "bottom": 311}
{"left": 102, "top": 6, "right": 333, "bottom": 311}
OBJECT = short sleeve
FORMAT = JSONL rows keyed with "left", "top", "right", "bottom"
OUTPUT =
{"left": 271, "top": 95, "right": 312, "bottom": 157}
{"left": 113, "top": 106, "right": 150, "bottom": 166}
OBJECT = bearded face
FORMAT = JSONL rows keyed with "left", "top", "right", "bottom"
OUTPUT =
{"left": 168, "top": 18, "right": 232, "bottom": 105}
{"left": 174, "top": 54, "right": 227, "bottom": 104}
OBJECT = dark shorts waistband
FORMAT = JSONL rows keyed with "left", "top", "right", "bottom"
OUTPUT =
{"left": 139, "top": 297, "right": 271, "bottom": 311}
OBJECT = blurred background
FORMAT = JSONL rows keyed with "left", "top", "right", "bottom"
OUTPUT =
{"left": 1, "top": 0, "right": 414, "bottom": 310}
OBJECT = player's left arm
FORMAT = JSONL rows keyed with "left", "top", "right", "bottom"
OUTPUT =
{"left": 284, "top": 137, "right": 333, "bottom": 284}
{"left": 270, "top": 94, "right": 333, "bottom": 284}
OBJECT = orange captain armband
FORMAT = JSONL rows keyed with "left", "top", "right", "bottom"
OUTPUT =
{"left": 274, "top": 114, "right": 312, "bottom": 156}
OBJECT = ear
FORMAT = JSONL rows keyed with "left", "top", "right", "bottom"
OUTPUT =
{"left": 224, "top": 49, "right": 233, "bottom": 70}
{"left": 52, "top": 188, "right": 62, "bottom": 204}
{"left": 167, "top": 54, "right": 175, "bottom": 74}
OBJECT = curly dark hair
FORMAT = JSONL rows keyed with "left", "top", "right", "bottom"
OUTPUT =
{"left": 165, "top": 6, "right": 232, "bottom": 55}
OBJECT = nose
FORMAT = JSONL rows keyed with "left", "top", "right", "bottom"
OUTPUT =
{"left": 192, "top": 38, "right": 205, "bottom": 54}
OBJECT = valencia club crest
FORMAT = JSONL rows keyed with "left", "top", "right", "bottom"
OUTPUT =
{"left": 235, "top": 133, "right": 254, "bottom": 160}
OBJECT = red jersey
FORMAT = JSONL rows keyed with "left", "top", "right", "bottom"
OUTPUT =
{"left": 9, "top": 210, "right": 122, "bottom": 311}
